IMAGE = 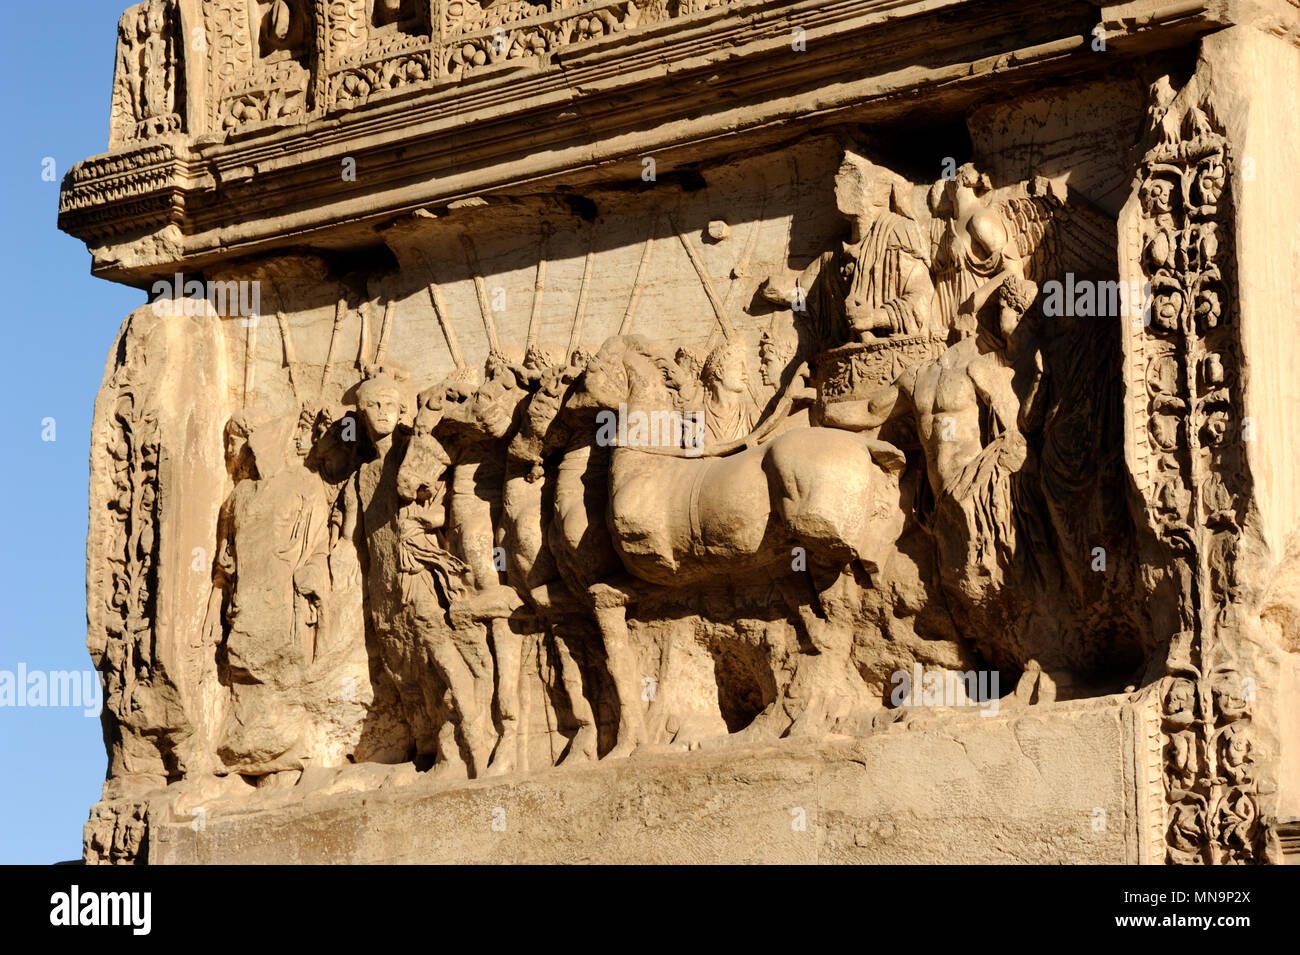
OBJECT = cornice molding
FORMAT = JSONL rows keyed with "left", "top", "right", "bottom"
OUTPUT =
{"left": 61, "top": 0, "right": 1232, "bottom": 284}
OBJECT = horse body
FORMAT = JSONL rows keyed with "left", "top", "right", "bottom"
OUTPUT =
{"left": 395, "top": 337, "right": 910, "bottom": 757}
{"left": 560, "top": 337, "right": 911, "bottom": 743}
{"left": 608, "top": 427, "right": 904, "bottom": 586}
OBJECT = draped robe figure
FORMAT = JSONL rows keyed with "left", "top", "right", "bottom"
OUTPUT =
{"left": 765, "top": 150, "right": 940, "bottom": 350}
{"left": 218, "top": 414, "right": 330, "bottom": 773}
{"left": 341, "top": 373, "right": 489, "bottom": 774}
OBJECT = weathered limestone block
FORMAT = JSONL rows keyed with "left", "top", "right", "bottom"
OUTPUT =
{"left": 144, "top": 695, "right": 1147, "bottom": 864}
{"left": 63, "top": 0, "right": 1300, "bottom": 864}
{"left": 88, "top": 301, "right": 227, "bottom": 784}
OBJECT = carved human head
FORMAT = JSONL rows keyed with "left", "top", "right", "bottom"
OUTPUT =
{"left": 293, "top": 404, "right": 321, "bottom": 458}
{"left": 954, "top": 163, "right": 990, "bottom": 192}
{"left": 932, "top": 163, "right": 990, "bottom": 215}
{"left": 996, "top": 274, "right": 1038, "bottom": 339}
{"left": 759, "top": 325, "right": 798, "bottom": 387}
{"left": 224, "top": 408, "right": 271, "bottom": 478}
{"left": 702, "top": 339, "right": 750, "bottom": 395}
{"left": 834, "top": 150, "right": 891, "bottom": 219}
{"left": 245, "top": 414, "right": 301, "bottom": 480}
{"left": 355, "top": 373, "right": 407, "bottom": 443}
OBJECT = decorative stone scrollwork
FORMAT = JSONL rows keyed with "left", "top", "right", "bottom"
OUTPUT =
{"left": 103, "top": 0, "right": 762, "bottom": 139}
{"left": 205, "top": 0, "right": 315, "bottom": 130}
{"left": 438, "top": 0, "right": 550, "bottom": 74}
{"left": 325, "top": 0, "right": 431, "bottom": 108}
{"left": 672, "top": 0, "right": 734, "bottom": 15}
{"left": 815, "top": 337, "right": 946, "bottom": 407}
{"left": 331, "top": 49, "right": 431, "bottom": 105}
{"left": 1130, "top": 76, "right": 1272, "bottom": 866}
{"left": 90, "top": 365, "right": 172, "bottom": 782}
{"left": 110, "top": 0, "right": 184, "bottom": 147}
{"left": 552, "top": 3, "right": 642, "bottom": 44}
{"left": 437, "top": 2, "right": 643, "bottom": 77}
{"left": 441, "top": 0, "right": 553, "bottom": 37}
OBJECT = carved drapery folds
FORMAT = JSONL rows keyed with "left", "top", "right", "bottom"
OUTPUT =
{"left": 1128, "top": 77, "right": 1272, "bottom": 865}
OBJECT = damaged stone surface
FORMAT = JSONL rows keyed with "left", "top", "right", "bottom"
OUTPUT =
{"left": 63, "top": 0, "right": 1300, "bottom": 864}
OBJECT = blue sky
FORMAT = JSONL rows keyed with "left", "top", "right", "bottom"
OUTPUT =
{"left": 0, "top": 2, "right": 145, "bottom": 863}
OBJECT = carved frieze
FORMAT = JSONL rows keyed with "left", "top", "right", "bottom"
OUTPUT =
{"left": 325, "top": 0, "right": 431, "bottom": 108}
{"left": 99, "top": 0, "right": 751, "bottom": 140}
{"left": 62, "top": 1, "right": 1300, "bottom": 867}
{"left": 205, "top": 0, "right": 314, "bottom": 130}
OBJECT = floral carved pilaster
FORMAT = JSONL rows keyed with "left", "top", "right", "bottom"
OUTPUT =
{"left": 1126, "top": 76, "right": 1274, "bottom": 865}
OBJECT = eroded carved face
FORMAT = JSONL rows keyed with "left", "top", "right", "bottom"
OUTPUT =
{"left": 582, "top": 348, "right": 629, "bottom": 408}
{"left": 224, "top": 430, "right": 250, "bottom": 472}
{"left": 294, "top": 410, "right": 317, "bottom": 458}
{"left": 359, "top": 386, "right": 403, "bottom": 442}
{"left": 955, "top": 163, "right": 983, "bottom": 191}
{"left": 834, "top": 161, "right": 879, "bottom": 218}
{"left": 223, "top": 410, "right": 269, "bottom": 479}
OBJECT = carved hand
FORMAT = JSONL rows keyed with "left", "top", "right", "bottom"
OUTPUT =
{"left": 999, "top": 433, "right": 1029, "bottom": 471}
{"left": 846, "top": 300, "right": 889, "bottom": 338}
{"left": 293, "top": 563, "right": 328, "bottom": 601}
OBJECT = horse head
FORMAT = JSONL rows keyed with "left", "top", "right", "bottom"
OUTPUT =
{"left": 508, "top": 358, "right": 585, "bottom": 474}
{"left": 578, "top": 336, "right": 678, "bottom": 416}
